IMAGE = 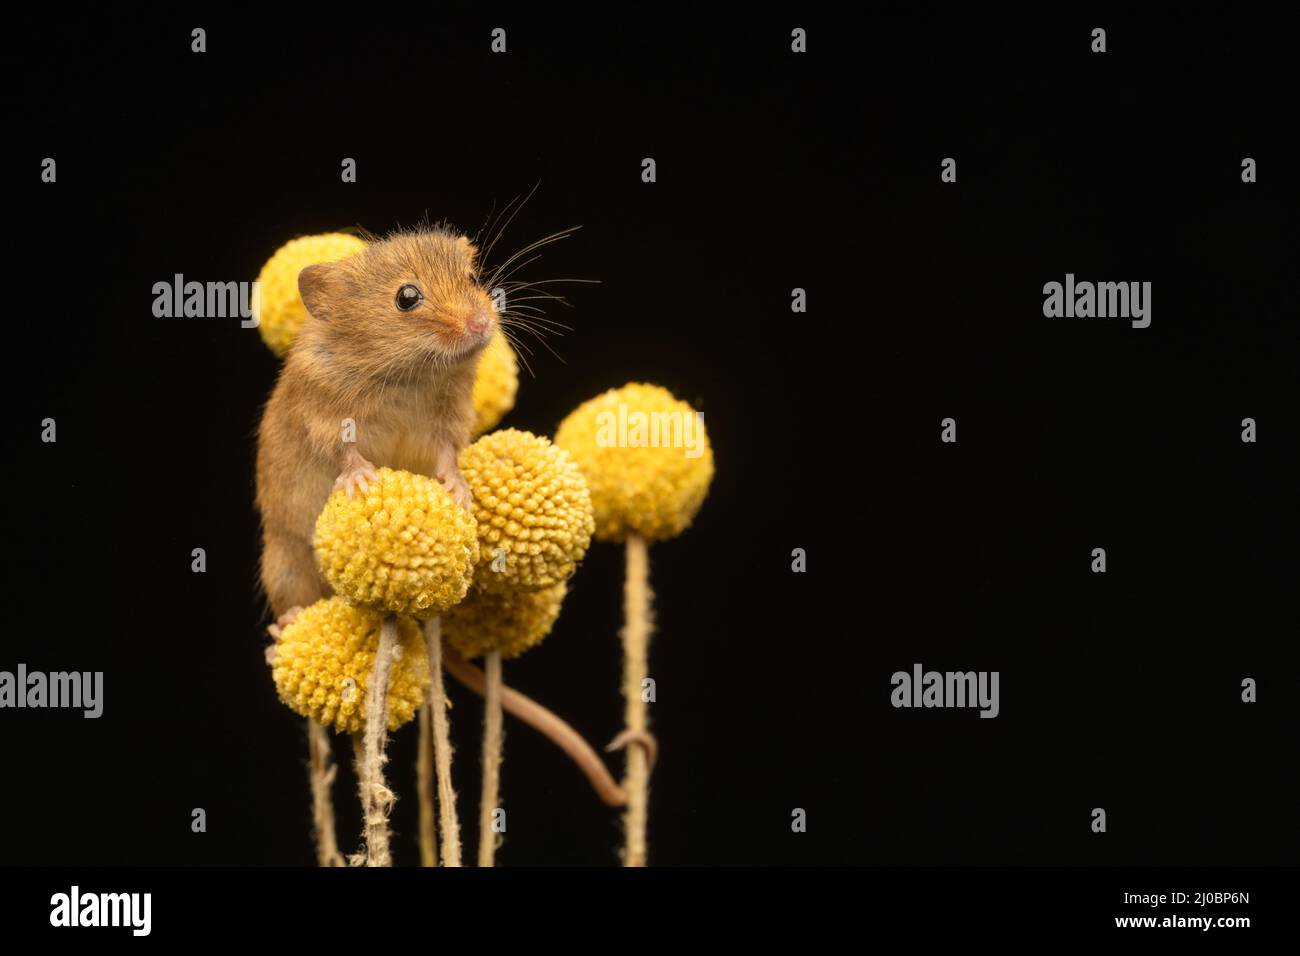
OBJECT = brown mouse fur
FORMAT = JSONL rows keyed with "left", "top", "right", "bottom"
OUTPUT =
{"left": 256, "top": 226, "right": 496, "bottom": 625}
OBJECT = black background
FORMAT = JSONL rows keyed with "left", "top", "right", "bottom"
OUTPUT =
{"left": 3, "top": 13, "right": 1296, "bottom": 868}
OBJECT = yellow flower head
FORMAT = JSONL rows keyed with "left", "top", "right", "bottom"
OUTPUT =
{"left": 443, "top": 582, "right": 567, "bottom": 660}
{"left": 555, "top": 383, "right": 714, "bottom": 543}
{"left": 253, "top": 232, "right": 368, "bottom": 357}
{"left": 459, "top": 429, "right": 594, "bottom": 592}
{"left": 472, "top": 330, "right": 519, "bottom": 436}
{"left": 271, "top": 597, "right": 428, "bottom": 734}
{"left": 314, "top": 467, "right": 478, "bottom": 618}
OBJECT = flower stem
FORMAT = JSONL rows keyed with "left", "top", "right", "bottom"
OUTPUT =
{"left": 425, "top": 617, "right": 463, "bottom": 866}
{"left": 307, "top": 718, "right": 344, "bottom": 867}
{"left": 356, "top": 614, "right": 398, "bottom": 867}
{"left": 477, "top": 650, "right": 504, "bottom": 866}
{"left": 417, "top": 700, "right": 438, "bottom": 866}
{"left": 621, "top": 534, "right": 652, "bottom": 866}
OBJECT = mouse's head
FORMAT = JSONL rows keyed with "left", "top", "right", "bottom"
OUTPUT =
{"left": 297, "top": 226, "right": 497, "bottom": 369}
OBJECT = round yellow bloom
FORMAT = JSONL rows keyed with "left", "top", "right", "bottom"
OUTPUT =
{"left": 314, "top": 467, "right": 478, "bottom": 618}
{"left": 443, "top": 582, "right": 567, "bottom": 660}
{"left": 555, "top": 383, "right": 714, "bottom": 542}
{"left": 472, "top": 330, "right": 519, "bottom": 436}
{"left": 253, "top": 232, "right": 368, "bottom": 357}
{"left": 458, "top": 429, "right": 594, "bottom": 593}
{"left": 271, "top": 598, "right": 428, "bottom": 734}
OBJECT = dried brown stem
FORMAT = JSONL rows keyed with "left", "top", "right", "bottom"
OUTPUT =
{"left": 307, "top": 718, "right": 344, "bottom": 867}
{"left": 355, "top": 615, "right": 398, "bottom": 867}
{"left": 417, "top": 700, "right": 438, "bottom": 866}
{"left": 478, "top": 650, "right": 504, "bottom": 867}
{"left": 621, "top": 535, "right": 652, "bottom": 866}
{"left": 425, "top": 617, "right": 463, "bottom": 866}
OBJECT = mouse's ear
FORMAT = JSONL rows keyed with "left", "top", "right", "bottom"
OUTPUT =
{"left": 298, "top": 263, "right": 338, "bottom": 319}
{"left": 456, "top": 235, "right": 478, "bottom": 268}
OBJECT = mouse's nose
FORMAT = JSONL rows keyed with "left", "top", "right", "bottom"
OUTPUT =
{"left": 465, "top": 309, "right": 491, "bottom": 338}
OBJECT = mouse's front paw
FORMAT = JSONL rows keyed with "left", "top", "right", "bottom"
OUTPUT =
{"left": 334, "top": 461, "right": 379, "bottom": 499}
{"left": 441, "top": 473, "right": 473, "bottom": 510}
{"left": 266, "top": 606, "right": 304, "bottom": 664}
{"left": 267, "top": 606, "right": 304, "bottom": 641}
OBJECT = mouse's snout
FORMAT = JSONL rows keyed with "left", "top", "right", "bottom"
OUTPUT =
{"left": 465, "top": 308, "right": 491, "bottom": 338}
{"left": 449, "top": 301, "right": 496, "bottom": 355}
{"left": 462, "top": 285, "right": 498, "bottom": 341}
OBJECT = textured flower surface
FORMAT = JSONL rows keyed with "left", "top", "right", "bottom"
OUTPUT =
{"left": 314, "top": 467, "right": 478, "bottom": 618}
{"left": 471, "top": 330, "right": 519, "bottom": 436}
{"left": 443, "top": 582, "right": 567, "bottom": 660}
{"left": 271, "top": 598, "right": 428, "bottom": 734}
{"left": 555, "top": 383, "right": 714, "bottom": 542}
{"left": 253, "top": 232, "right": 368, "bottom": 357}
{"left": 459, "top": 429, "right": 594, "bottom": 592}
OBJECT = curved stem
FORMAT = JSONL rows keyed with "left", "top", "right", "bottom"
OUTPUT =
{"left": 425, "top": 617, "right": 463, "bottom": 866}
{"left": 478, "top": 650, "right": 504, "bottom": 867}
{"left": 621, "top": 535, "right": 652, "bottom": 866}
{"left": 442, "top": 644, "right": 629, "bottom": 807}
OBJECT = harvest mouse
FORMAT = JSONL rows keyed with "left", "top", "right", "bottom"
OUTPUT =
{"left": 255, "top": 226, "right": 496, "bottom": 632}
{"left": 255, "top": 222, "right": 655, "bottom": 805}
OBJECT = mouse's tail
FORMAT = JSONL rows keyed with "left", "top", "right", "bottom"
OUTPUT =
{"left": 441, "top": 644, "right": 657, "bottom": 808}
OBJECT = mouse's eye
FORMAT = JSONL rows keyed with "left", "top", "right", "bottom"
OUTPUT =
{"left": 395, "top": 284, "right": 424, "bottom": 311}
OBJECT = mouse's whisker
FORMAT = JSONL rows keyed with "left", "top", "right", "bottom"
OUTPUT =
{"left": 473, "top": 196, "right": 502, "bottom": 253}
{"left": 479, "top": 181, "right": 541, "bottom": 272}
{"left": 495, "top": 282, "right": 577, "bottom": 303}
{"left": 498, "top": 292, "right": 574, "bottom": 309}
{"left": 499, "top": 317, "right": 568, "bottom": 364}
{"left": 481, "top": 185, "right": 527, "bottom": 246}
{"left": 498, "top": 305, "right": 569, "bottom": 328}
{"left": 500, "top": 277, "right": 601, "bottom": 288}
{"left": 493, "top": 225, "right": 579, "bottom": 266}
{"left": 488, "top": 254, "right": 546, "bottom": 289}
{"left": 519, "top": 325, "right": 568, "bottom": 365}
{"left": 485, "top": 226, "right": 581, "bottom": 288}
{"left": 497, "top": 298, "right": 568, "bottom": 317}
{"left": 498, "top": 327, "right": 537, "bottom": 378}
{"left": 499, "top": 310, "right": 570, "bottom": 331}
{"left": 499, "top": 315, "right": 553, "bottom": 343}
{"left": 498, "top": 326, "right": 532, "bottom": 356}
{"left": 492, "top": 231, "right": 578, "bottom": 278}
{"left": 500, "top": 324, "right": 564, "bottom": 346}
{"left": 499, "top": 313, "right": 572, "bottom": 335}
{"left": 496, "top": 277, "right": 590, "bottom": 296}
{"left": 499, "top": 297, "right": 573, "bottom": 317}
